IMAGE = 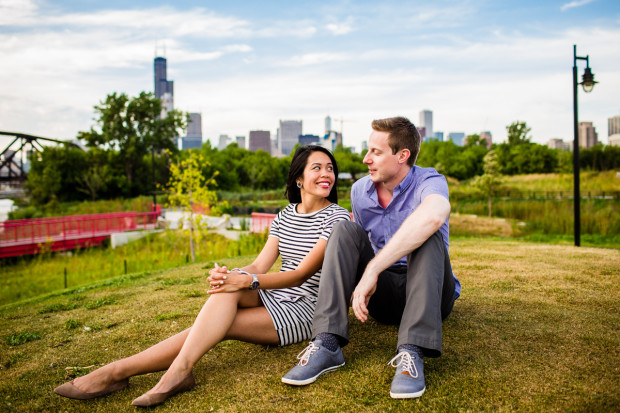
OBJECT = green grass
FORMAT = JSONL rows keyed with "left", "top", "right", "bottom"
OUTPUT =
{"left": 0, "top": 230, "right": 267, "bottom": 306}
{"left": 0, "top": 240, "right": 618, "bottom": 412}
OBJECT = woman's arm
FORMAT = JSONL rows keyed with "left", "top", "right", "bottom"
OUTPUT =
{"left": 207, "top": 237, "right": 328, "bottom": 293}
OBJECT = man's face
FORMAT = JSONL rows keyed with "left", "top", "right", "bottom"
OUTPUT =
{"left": 362, "top": 131, "right": 403, "bottom": 185}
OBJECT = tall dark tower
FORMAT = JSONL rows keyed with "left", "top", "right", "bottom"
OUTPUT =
{"left": 154, "top": 56, "right": 174, "bottom": 112}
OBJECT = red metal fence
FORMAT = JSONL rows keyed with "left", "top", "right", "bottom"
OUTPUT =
{"left": 251, "top": 212, "right": 276, "bottom": 234}
{"left": 0, "top": 211, "right": 159, "bottom": 258}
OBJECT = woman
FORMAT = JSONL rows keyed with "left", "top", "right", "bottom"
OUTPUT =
{"left": 54, "top": 145, "right": 351, "bottom": 407}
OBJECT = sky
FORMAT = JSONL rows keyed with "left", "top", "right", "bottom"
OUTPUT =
{"left": 1, "top": 0, "right": 619, "bottom": 152}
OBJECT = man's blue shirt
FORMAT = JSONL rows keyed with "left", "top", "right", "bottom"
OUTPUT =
{"left": 351, "top": 166, "right": 461, "bottom": 298}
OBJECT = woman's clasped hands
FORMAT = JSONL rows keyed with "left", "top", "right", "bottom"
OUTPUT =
{"left": 207, "top": 264, "right": 249, "bottom": 294}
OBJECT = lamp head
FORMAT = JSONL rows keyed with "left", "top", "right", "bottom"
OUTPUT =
{"left": 581, "top": 67, "right": 598, "bottom": 93}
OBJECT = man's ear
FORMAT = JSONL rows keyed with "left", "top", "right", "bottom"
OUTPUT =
{"left": 399, "top": 149, "right": 411, "bottom": 164}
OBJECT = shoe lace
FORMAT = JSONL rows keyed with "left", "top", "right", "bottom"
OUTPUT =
{"left": 296, "top": 342, "right": 320, "bottom": 366}
{"left": 387, "top": 351, "right": 419, "bottom": 379}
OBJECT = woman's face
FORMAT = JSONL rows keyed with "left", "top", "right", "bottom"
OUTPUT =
{"left": 297, "top": 151, "right": 335, "bottom": 201}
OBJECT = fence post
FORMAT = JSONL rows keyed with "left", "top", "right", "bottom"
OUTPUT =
{"left": 64, "top": 267, "right": 67, "bottom": 289}
{"left": 124, "top": 259, "right": 127, "bottom": 275}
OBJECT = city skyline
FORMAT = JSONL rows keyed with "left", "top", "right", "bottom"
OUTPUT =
{"left": 1, "top": 0, "right": 620, "bottom": 152}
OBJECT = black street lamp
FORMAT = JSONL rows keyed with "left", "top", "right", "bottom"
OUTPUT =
{"left": 572, "top": 44, "right": 598, "bottom": 247}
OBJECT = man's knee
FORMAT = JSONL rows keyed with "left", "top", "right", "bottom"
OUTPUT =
{"left": 331, "top": 220, "right": 363, "bottom": 238}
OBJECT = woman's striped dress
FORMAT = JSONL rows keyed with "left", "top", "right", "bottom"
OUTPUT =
{"left": 258, "top": 203, "right": 351, "bottom": 346}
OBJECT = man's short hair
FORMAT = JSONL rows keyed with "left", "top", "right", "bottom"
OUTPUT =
{"left": 371, "top": 116, "right": 421, "bottom": 166}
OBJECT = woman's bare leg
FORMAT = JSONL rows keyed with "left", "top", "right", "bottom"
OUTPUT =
{"left": 71, "top": 328, "right": 191, "bottom": 393}
{"left": 141, "top": 290, "right": 278, "bottom": 395}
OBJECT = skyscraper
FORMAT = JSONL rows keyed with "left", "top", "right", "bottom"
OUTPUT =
{"left": 325, "top": 116, "right": 332, "bottom": 134}
{"left": 218, "top": 134, "right": 233, "bottom": 150}
{"left": 578, "top": 122, "right": 598, "bottom": 148}
{"left": 277, "top": 120, "right": 303, "bottom": 156}
{"left": 249, "top": 131, "right": 271, "bottom": 153}
{"left": 480, "top": 131, "right": 492, "bottom": 149}
{"left": 236, "top": 136, "right": 246, "bottom": 149}
{"left": 609, "top": 114, "right": 620, "bottom": 137}
{"left": 419, "top": 110, "right": 433, "bottom": 140}
{"left": 182, "top": 113, "right": 202, "bottom": 150}
{"left": 299, "top": 134, "right": 320, "bottom": 146}
{"left": 448, "top": 132, "right": 465, "bottom": 146}
{"left": 154, "top": 56, "right": 174, "bottom": 113}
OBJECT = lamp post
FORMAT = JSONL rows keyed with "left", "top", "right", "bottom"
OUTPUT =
{"left": 572, "top": 44, "right": 598, "bottom": 247}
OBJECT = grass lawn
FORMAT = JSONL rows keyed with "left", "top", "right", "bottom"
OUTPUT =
{"left": 0, "top": 239, "right": 618, "bottom": 412}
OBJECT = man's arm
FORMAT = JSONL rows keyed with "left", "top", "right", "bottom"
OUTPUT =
{"left": 351, "top": 193, "right": 450, "bottom": 322}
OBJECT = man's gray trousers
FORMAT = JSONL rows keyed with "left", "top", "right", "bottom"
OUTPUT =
{"left": 311, "top": 220, "right": 456, "bottom": 357}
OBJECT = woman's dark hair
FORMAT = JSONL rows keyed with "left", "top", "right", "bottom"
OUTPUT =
{"left": 285, "top": 145, "right": 339, "bottom": 204}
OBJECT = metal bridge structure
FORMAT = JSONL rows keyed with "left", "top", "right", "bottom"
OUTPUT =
{"left": 0, "top": 131, "right": 79, "bottom": 185}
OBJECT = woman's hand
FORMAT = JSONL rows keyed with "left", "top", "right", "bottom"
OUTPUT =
{"left": 207, "top": 265, "right": 251, "bottom": 294}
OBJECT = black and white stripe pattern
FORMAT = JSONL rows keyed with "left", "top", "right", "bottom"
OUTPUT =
{"left": 258, "top": 203, "right": 350, "bottom": 346}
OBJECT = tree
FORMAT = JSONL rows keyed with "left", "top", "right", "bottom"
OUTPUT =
{"left": 165, "top": 151, "right": 223, "bottom": 262}
{"left": 506, "top": 121, "right": 531, "bottom": 145}
{"left": 79, "top": 92, "right": 186, "bottom": 196}
{"left": 26, "top": 144, "right": 90, "bottom": 206}
{"left": 334, "top": 144, "right": 367, "bottom": 181}
{"left": 472, "top": 150, "right": 504, "bottom": 218}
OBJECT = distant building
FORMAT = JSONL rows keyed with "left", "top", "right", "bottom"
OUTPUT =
{"left": 154, "top": 56, "right": 174, "bottom": 113}
{"left": 609, "top": 114, "right": 620, "bottom": 137}
{"left": 435, "top": 131, "right": 444, "bottom": 142}
{"left": 277, "top": 120, "right": 303, "bottom": 156}
{"left": 361, "top": 140, "right": 368, "bottom": 151}
{"left": 321, "top": 131, "right": 342, "bottom": 151}
{"left": 182, "top": 113, "right": 202, "bottom": 150}
{"left": 547, "top": 138, "right": 571, "bottom": 151}
{"left": 218, "top": 134, "right": 233, "bottom": 150}
{"left": 299, "top": 134, "right": 321, "bottom": 146}
{"left": 448, "top": 132, "right": 465, "bottom": 146}
{"left": 249, "top": 130, "right": 271, "bottom": 153}
{"left": 480, "top": 131, "right": 492, "bottom": 149}
{"left": 419, "top": 110, "right": 433, "bottom": 141}
{"left": 578, "top": 122, "right": 598, "bottom": 148}
{"left": 609, "top": 134, "right": 620, "bottom": 147}
{"left": 325, "top": 116, "right": 332, "bottom": 134}
{"left": 236, "top": 136, "right": 246, "bottom": 149}
{"left": 417, "top": 126, "right": 426, "bottom": 139}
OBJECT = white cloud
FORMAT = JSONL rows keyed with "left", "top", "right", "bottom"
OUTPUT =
{"left": 325, "top": 17, "right": 355, "bottom": 35}
{"left": 0, "top": 0, "right": 38, "bottom": 25}
{"left": 561, "top": 0, "right": 596, "bottom": 12}
{"left": 277, "top": 52, "right": 350, "bottom": 67}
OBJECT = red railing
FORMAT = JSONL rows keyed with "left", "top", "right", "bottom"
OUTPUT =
{"left": 0, "top": 211, "right": 159, "bottom": 258}
{"left": 251, "top": 212, "right": 276, "bottom": 234}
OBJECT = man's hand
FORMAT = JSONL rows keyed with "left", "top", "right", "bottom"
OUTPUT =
{"left": 351, "top": 272, "right": 378, "bottom": 322}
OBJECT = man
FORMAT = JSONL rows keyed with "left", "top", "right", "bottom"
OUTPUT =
{"left": 282, "top": 116, "right": 460, "bottom": 398}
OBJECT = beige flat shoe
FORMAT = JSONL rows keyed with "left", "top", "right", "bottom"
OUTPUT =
{"left": 131, "top": 373, "right": 196, "bottom": 407}
{"left": 54, "top": 378, "right": 129, "bottom": 400}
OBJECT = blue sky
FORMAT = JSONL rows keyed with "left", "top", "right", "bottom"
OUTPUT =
{"left": 1, "top": 0, "right": 619, "bottom": 151}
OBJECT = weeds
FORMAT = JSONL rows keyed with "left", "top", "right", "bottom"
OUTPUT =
{"left": 63, "top": 319, "right": 82, "bottom": 330}
{"left": 5, "top": 331, "right": 41, "bottom": 346}
{"left": 38, "top": 302, "right": 79, "bottom": 314}
{"left": 84, "top": 297, "right": 117, "bottom": 310}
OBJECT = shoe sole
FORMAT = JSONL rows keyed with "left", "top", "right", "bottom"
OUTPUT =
{"left": 281, "top": 362, "right": 345, "bottom": 386}
{"left": 390, "top": 387, "right": 426, "bottom": 399}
